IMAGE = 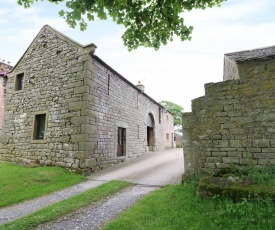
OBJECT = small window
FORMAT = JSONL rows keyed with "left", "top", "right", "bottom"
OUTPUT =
{"left": 166, "top": 133, "right": 169, "bottom": 140}
{"left": 107, "top": 74, "right": 110, "bottom": 95}
{"left": 166, "top": 115, "right": 169, "bottom": 121}
{"left": 159, "top": 107, "right": 162, "bottom": 124}
{"left": 15, "top": 73, "right": 24, "bottom": 91}
{"left": 33, "top": 114, "right": 46, "bottom": 140}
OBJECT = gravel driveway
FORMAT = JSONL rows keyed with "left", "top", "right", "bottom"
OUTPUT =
{"left": 34, "top": 185, "right": 158, "bottom": 230}
{"left": 0, "top": 148, "right": 184, "bottom": 229}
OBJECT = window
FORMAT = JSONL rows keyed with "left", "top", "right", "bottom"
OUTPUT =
{"left": 166, "top": 133, "right": 169, "bottom": 140}
{"left": 166, "top": 115, "right": 169, "bottom": 121}
{"left": 33, "top": 113, "right": 47, "bottom": 140}
{"left": 159, "top": 107, "right": 162, "bottom": 124}
{"left": 107, "top": 74, "right": 110, "bottom": 95}
{"left": 14, "top": 73, "right": 24, "bottom": 91}
{"left": 117, "top": 127, "right": 126, "bottom": 157}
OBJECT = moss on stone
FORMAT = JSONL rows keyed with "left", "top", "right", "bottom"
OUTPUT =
{"left": 197, "top": 175, "right": 275, "bottom": 202}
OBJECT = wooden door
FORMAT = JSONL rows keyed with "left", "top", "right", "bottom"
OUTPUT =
{"left": 117, "top": 127, "right": 125, "bottom": 157}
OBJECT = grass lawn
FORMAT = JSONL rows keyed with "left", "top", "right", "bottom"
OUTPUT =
{"left": 0, "top": 162, "right": 85, "bottom": 207}
{"left": 1, "top": 180, "right": 131, "bottom": 230}
{"left": 103, "top": 183, "right": 275, "bottom": 230}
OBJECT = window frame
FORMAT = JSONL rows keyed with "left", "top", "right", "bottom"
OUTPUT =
{"left": 13, "top": 72, "right": 25, "bottom": 92}
{"left": 159, "top": 107, "right": 162, "bottom": 124}
{"left": 31, "top": 111, "right": 48, "bottom": 143}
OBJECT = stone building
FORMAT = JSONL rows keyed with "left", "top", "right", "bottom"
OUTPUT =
{"left": 0, "top": 61, "right": 13, "bottom": 133}
{"left": 0, "top": 25, "right": 175, "bottom": 171}
{"left": 183, "top": 46, "right": 275, "bottom": 176}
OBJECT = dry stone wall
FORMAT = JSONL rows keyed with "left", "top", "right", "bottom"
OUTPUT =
{"left": 183, "top": 58, "right": 275, "bottom": 176}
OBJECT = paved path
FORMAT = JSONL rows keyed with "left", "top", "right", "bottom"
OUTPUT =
{"left": 0, "top": 148, "right": 184, "bottom": 227}
{"left": 88, "top": 148, "right": 184, "bottom": 186}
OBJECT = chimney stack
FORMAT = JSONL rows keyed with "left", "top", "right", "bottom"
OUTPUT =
{"left": 136, "top": 81, "right": 145, "bottom": 92}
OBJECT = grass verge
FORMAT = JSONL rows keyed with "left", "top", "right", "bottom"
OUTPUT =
{"left": 0, "top": 162, "right": 85, "bottom": 208}
{"left": 103, "top": 183, "right": 275, "bottom": 230}
{"left": 1, "top": 180, "right": 131, "bottom": 230}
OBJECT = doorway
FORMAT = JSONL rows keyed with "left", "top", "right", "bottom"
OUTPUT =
{"left": 171, "top": 133, "right": 174, "bottom": 148}
{"left": 117, "top": 127, "right": 126, "bottom": 157}
{"left": 146, "top": 113, "right": 155, "bottom": 151}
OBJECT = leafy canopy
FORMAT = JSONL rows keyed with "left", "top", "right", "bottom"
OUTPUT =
{"left": 160, "top": 100, "right": 183, "bottom": 128}
{"left": 17, "top": 0, "right": 225, "bottom": 50}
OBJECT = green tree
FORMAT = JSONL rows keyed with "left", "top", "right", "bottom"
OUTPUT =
{"left": 160, "top": 101, "right": 183, "bottom": 129}
{"left": 17, "top": 0, "right": 225, "bottom": 50}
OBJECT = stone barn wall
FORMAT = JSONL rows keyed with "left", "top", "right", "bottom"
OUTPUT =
{"left": 0, "top": 25, "right": 175, "bottom": 172}
{"left": 183, "top": 57, "right": 275, "bottom": 176}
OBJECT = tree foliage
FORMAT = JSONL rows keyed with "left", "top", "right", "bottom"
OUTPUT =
{"left": 17, "top": 0, "right": 225, "bottom": 50}
{"left": 160, "top": 101, "right": 183, "bottom": 128}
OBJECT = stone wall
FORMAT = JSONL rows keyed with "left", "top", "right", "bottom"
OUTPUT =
{"left": 75, "top": 55, "right": 175, "bottom": 167}
{"left": 0, "top": 76, "right": 8, "bottom": 132}
{"left": 0, "top": 62, "right": 12, "bottom": 132}
{"left": 0, "top": 26, "right": 88, "bottom": 169}
{"left": 183, "top": 58, "right": 275, "bottom": 176}
{"left": 223, "top": 56, "right": 239, "bottom": 81}
{"left": 0, "top": 25, "right": 175, "bottom": 171}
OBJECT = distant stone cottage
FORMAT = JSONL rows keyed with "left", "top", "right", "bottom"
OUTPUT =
{"left": 183, "top": 45, "right": 275, "bottom": 176}
{"left": 0, "top": 61, "right": 12, "bottom": 133}
{"left": 0, "top": 25, "right": 175, "bottom": 171}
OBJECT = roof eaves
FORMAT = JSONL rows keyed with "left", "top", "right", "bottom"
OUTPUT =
{"left": 225, "top": 44, "right": 275, "bottom": 63}
{"left": 92, "top": 55, "right": 173, "bottom": 115}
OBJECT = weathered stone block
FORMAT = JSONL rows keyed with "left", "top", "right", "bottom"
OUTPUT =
{"left": 71, "top": 116, "right": 89, "bottom": 125}
{"left": 60, "top": 135, "right": 70, "bottom": 143}
{"left": 64, "top": 158, "right": 75, "bottom": 164}
{"left": 79, "top": 142, "right": 94, "bottom": 151}
{"left": 68, "top": 101, "right": 89, "bottom": 111}
{"left": 253, "top": 139, "right": 270, "bottom": 148}
{"left": 205, "top": 157, "right": 222, "bottom": 163}
{"left": 83, "top": 61, "right": 94, "bottom": 72}
{"left": 81, "top": 124, "right": 97, "bottom": 134}
{"left": 228, "top": 151, "right": 242, "bottom": 157}
{"left": 222, "top": 157, "right": 239, "bottom": 164}
{"left": 213, "top": 140, "right": 229, "bottom": 148}
{"left": 230, "top": 140, "right": 242, "bottom": 148}
{"left": 71, "top": 134, "right": 89, "bottom": 142}
{"left": 253, "top": 152, "right": 274, "bottom": 159}
{"left": 55, "top": 162, "right": 66, "bottom": 167}
{"left": 212, "top": 152, "right": 227, "bottom": 157}
{"left": 74, "top": 86, "right": 89, "bottom": 94}
{"left": 85, "top": 158, "right": 96, "bottom": 168}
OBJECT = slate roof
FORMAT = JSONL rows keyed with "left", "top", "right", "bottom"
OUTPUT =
{"left": 0, "top": 61, "right": 13, "bottom": 75}
{"left": 0, "top": 71, "right": 7, "bottom": 77}
{"left": 8, "top": 25, "right": 171, "bottom": 114}
{"left": 225, "top": 45, "right": 275, "bottom": 63}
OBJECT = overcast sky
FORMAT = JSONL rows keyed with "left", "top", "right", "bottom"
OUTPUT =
{"left": 1, "top": 0, "right": 275, "bottom": 112}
